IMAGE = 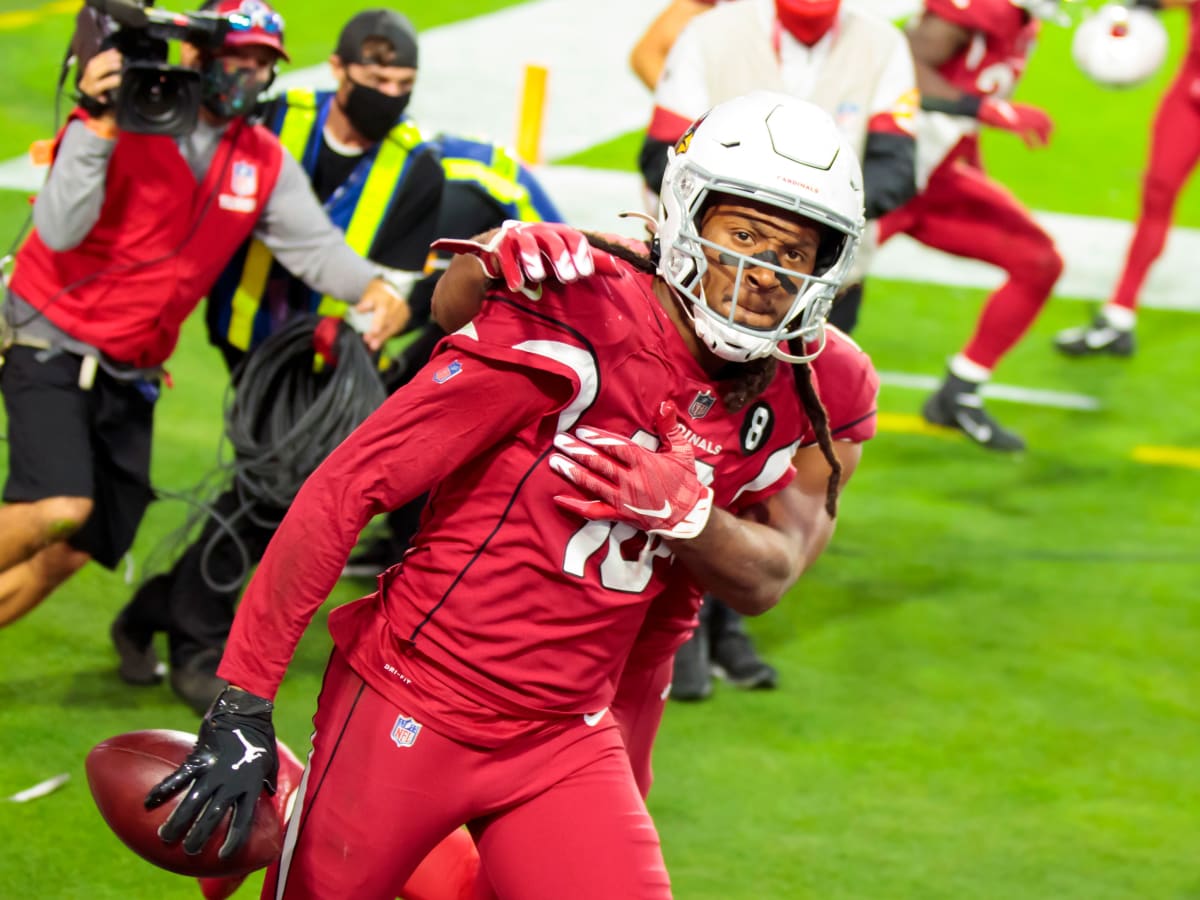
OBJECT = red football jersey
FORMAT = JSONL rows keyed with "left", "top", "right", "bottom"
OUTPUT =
{"left": 221, "top": 251, "right": 809, "bottom": 747}
{"left": 925, "top": 0, "right": 1038, "bottom": 99}
{"left": 811, "top": 324, "right": 880, "bottom": 444}
{"left": 625, "top": 324, "right": 880, "bottom": 664}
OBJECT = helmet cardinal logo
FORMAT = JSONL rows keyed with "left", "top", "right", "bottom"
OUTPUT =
{"left": 675, "top": 113, "right": 708, "bottom": 156}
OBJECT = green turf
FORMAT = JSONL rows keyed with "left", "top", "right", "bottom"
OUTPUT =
{"left": 2, "top": 0, "right": 1199, "bottom": 898}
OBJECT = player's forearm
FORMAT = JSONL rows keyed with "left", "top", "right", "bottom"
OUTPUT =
{"left": 667, "top": 507, "right": 803, "bottom": 616}
{"left": 630, "top": 0, "right": 709, "bottom": 90}
{"left": 430, "top": 250, "right": 492, "bottom": 331}
{"left": 630, "top": 34, "right": 668, "bottom": 90}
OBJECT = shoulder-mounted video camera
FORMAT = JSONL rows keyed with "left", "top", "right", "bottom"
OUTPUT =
{"left": 71, "top": 0, "right": 230, "bottom": 136}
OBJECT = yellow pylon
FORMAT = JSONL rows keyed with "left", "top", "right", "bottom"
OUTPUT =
{"left": 516, "top": 63, "right": 549, "bottom": 164}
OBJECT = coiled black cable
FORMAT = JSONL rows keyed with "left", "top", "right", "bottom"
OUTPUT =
{"left": 188, "top": 314, "right": 386, "bottom": 592}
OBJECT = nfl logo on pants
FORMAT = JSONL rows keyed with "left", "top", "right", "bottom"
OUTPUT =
{"left": 391, "top": 714, "right": 422, "bottom": 748}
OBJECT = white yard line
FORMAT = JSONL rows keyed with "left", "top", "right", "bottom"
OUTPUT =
{"left": 876, "top": 372, "right": 1100, "bottom": 410}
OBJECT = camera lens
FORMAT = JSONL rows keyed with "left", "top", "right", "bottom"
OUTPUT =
{"left": 116, "top": 63, "right": 203, "bottom": 136}
{"left": 132, "top": 72, "right": 184, "bottom": 125}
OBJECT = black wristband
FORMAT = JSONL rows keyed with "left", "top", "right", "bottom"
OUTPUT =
{"left": 1132, "top": 0, "right": 1162, "bottom": 9}
{"left": 209, "top": 685, "right": 274, "bottom": 720}
{"left": 920, "top": 94, "right": 984, "bottom": 118}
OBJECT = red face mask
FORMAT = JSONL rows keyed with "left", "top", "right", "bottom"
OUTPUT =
{"left": 775, "top": 0, "right": 840, "bottom": 46}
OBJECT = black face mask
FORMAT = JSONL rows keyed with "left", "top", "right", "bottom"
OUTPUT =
{"left": 340, "top": 78, "right": 410, "bottom": 142}
{"left": 202, "top": 61, "right": 272, "bottom": 120}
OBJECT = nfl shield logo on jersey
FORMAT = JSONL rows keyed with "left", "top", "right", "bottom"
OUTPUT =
{"left": 390, "top": 714, "right": 422, "bottom": 748}
{"left": 231, "top": 161, "right": 258, "bottom": 197}
{"left": 688, "top": 390, "right": 716, "bottom": 419}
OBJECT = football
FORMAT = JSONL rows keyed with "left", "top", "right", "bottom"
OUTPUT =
{"left": 1072, "top": 4, "right": 1168, "bottom": 89}
{"left": 85, "top": 729, "right": 283, "bottom": 878}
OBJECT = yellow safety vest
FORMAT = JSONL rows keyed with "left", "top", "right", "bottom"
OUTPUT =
{"left": 440, "top": 142, "right": 544, "bottom": 224}
{"left": 225, "top": 87, "right": 425, "bottom": 351}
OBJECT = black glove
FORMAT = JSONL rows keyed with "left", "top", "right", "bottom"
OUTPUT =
{"left": 144, "top": 686, "right": 278, "bottom": 859}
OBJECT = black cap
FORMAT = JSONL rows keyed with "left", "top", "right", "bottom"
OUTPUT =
{"left": 336, "top": 9, "right": 418, "bottom": 68}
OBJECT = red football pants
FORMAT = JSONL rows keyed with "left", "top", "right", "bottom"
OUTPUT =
{"left": 611, "top": 654, "right": 674, "bottom": 800}
{"left": 456, "top": 652, "right": 677, "bottom": 900}
{"left": 878, "top": 154, "right": 1063, "bottom": 371}
{"left": 261, "top": 651, "right": 671, "bottom": 900}
{"left": 1111, "top": 68, "right": 1200, "bottom": 311}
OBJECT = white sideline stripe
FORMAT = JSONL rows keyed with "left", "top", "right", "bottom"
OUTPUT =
{"left": 878, "top": 371, "right": 1101, "bottom": 411}
{"left": 1, "top": 0, "right": 1195, "bottom": 311}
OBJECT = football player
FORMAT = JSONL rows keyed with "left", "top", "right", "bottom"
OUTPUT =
{"left": 144, "top": 93, "right": 865, "bottom": 899}
{"left": 631, "top": 0, "right": 913, "bottom": 696}
{"left": 1055, "top": 0, "right": 1198, "bottom": 357}
{"left": 877, "top": 0, "right": 1065, "bottom": 451}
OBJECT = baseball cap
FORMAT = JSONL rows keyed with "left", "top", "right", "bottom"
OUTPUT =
{"left": 207, "top": 0, "right": 290, "bottom": 62}
{"left": 336, "top": 9, "right": 419, "bottom": 69}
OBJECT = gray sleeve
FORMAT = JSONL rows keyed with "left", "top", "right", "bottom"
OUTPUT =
{"left": 254, "top": 152, "right": 377, "bottom": 302}
{"left": 32, "top": 120, "right": 116, "bottom": 252}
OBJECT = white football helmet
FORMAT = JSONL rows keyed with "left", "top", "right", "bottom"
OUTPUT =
{"left": 657, "top": 91, "right": 865, "bottom": 365}
{"left": 1072, "top": 4, "right": 1168, "bottom": 89}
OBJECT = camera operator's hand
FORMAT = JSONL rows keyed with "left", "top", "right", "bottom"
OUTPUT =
{"left": 352, "top": 277, "right": 412, "bottom": 351}
{"left": 78, "top": 48, "right": 122, "bottom": 124}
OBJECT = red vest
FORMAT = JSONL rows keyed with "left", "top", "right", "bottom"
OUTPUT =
{"left": 10, "top": 113, "right": 283, "bottom": 368}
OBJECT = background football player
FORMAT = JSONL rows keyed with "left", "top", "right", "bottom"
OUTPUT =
{"left": 1055, "top": 0, "right": 1199, "bottom": 357}
{"left": 876, "top": 0, "right": 1065, "bottom": 452}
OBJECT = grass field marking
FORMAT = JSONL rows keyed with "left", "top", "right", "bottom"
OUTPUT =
{"left": 0, "top": 0, "right": 75, "bottom": 31}
{"left": 878, "top": 371, "right": 1101, "bottom": 410}
{"left": 875, "top": 411, "right": 957, "bottom": 439}
{"left": 877, "top": 412, "right": 1200, "bottom": 470}
{"left": 1130, "top": 445, "right": 1200, "bottom": 469}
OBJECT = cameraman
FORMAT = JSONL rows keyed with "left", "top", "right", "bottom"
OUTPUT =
{"left": 111, "top": 8, "right": 446, "bottom": 713}
{"left": 0, "top": 0, "right": 407, "bottom": 629}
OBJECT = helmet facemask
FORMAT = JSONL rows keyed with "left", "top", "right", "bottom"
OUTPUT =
{"left": 659, "top": 158, "right": 858, "bottom": 365}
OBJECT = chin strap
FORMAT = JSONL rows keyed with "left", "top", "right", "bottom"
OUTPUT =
{"left": 772, "top": 323, "right": 826, "bottom": 365}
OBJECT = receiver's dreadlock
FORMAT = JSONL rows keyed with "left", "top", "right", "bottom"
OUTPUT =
{"left": 584, "top": 233, "right": 774, "bottom": 413}
{"left": 793, "top": 361, "right": 842, "bottom": 518}
{"left": 586, "top": 233, "right": 654, "bottom": 274}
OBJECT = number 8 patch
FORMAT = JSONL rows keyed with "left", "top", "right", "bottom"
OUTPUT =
{"left": 740, "top": 401, "right": 774, "bottom": 454}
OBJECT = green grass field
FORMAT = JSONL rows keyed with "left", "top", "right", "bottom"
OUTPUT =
{"left": 0, "top": 1, "right": 1197, "bottom": 898}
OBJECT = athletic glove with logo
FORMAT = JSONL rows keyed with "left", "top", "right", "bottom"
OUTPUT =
{"left": 432, "top": 220, "right": 610, "bottom": 298}
{"left": 549, "top": 402, "right": 714, "bottom": 540}
{"left": 978, "top": 98, "right": 1054, "bottom": 147}
{"left": 145, "top": 687, "right": 278, "bottom": 859}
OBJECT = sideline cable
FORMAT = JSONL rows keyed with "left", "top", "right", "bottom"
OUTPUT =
{"left": 151, "top": 315, "right": 387, "bottom": 593}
